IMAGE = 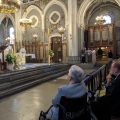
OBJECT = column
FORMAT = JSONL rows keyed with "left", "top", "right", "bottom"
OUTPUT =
{"left": 15, "top": 9, "right": 22, "bottom": 50}
{"left": 78, "top": 25, "right": 85, "bottom": 54}
{"left": 68, "top": 0, "right": 78, "bottom": 56}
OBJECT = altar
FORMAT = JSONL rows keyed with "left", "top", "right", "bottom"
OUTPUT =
{"left": 16, "top": 53, "right": 36, "bottom": 65}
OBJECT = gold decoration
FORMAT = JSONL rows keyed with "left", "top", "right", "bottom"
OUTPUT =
{"left": 20, "top": 9, "right": 32, "bottom": 28}
{"left": 0, "top": 0, "right": 20, "bottom": 14}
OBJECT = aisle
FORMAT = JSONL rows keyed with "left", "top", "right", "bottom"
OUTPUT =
{"left": 0, "top": 69, "right": 96, "bottom": 120}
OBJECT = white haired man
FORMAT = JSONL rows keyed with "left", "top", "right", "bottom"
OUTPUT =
{"left": 46, "top": 65, "right": 87, "bottom": 120}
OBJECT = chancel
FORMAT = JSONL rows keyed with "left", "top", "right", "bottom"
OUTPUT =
{"left": 0, "top": 1, "right": 120, "bottom": 120}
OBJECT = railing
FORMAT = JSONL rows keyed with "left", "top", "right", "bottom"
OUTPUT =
{"left": 83, "top": 61, "right": 112, "bottom": 92}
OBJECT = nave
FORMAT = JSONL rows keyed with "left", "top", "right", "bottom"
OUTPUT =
{"left": 0, "top": 69, "right": 96, "bottom": 120}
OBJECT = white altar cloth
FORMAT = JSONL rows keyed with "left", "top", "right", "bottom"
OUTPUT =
{"left": 25, "top": 54, "right": 36, "bottom": 58}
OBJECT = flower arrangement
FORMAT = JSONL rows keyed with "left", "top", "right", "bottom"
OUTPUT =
{"left": 5, "top": 52, "right": 16, "bottom": 64}
{"left": 49, "top": 50, "right": 54, "bottom": 57}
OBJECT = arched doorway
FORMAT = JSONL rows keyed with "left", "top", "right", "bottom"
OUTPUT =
{"left": 51, "top": 37, "right": 62, "bottom": 63}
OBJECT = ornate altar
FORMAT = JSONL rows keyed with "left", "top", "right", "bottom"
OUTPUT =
{"left": 88, "top": 23, "right": 116, "bottom": 59}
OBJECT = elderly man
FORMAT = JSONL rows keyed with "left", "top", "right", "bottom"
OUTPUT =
{"left": 45, "top": 65, "right": 87, "bottom": 120}
{"left": 91, "top": 60, "right": 120, "bottom": 120}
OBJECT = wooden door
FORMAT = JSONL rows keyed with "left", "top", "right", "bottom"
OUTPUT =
{"left": 51, "top": 37, "right": 62, "bottom": 63}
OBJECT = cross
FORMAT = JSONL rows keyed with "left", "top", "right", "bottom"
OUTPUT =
{"left": 46, "top": 28, "right": 52, "bottom": 66}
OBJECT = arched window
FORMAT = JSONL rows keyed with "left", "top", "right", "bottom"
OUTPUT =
{"left": 9, "top": 27, "right": 14, "bottom": 44}
{"left": 103, "top": 15, "right": 112, "bottom": 24}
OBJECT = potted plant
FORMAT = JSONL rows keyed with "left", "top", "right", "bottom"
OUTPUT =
{"left": 49, "top": 50, "right": 54, "bottom": 57}
{"left": 49, "top": 50, "right": 54, "bottom": 63}
{"left": 5, "top": 51, "right": 16, "bottom": 70}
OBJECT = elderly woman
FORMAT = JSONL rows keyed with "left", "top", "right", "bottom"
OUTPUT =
{"left": 46, "top": 65, "right": 87, "bottom": 120}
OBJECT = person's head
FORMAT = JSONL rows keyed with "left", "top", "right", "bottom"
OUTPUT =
{"left": 22, "top": 46, "right": 24, "bottom": 48}
{"left": 109, "top": 49, "right": 112, "bottom": 52}
{"left": 68, "top": 65, "right": 84, "bottom": 83}
{"left": 109, "top": 61, "right": 120, "bottom": 76}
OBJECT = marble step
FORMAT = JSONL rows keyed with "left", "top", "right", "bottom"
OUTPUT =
{"left": 0, "top": 64, "right": 71, "bottom": 99}
{"left": 0, "top": 69, "right": 68, "bottom": 99}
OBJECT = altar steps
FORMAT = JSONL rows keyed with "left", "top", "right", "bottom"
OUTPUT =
{"left": 0, "top": 64, "right": 71, "bottom": 99}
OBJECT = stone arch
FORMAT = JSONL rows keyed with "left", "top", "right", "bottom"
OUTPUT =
{"left": 77, "top": 0, "right": 120, "bottom": 28}
{"left": 0, "top": 14, "right": 15, "bottom": 28}
{"left": 25, "top": 5, "right": 43, "bottom": 18}
{"left": 44, "top": 0, "right": 68, "bottom": 28}
{"left": 50, "top": 33, "right": 61, "bottom": 43}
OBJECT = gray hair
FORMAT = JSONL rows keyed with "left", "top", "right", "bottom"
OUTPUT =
{"left": 69, "top": 65, "right": 84, "bottom": 83}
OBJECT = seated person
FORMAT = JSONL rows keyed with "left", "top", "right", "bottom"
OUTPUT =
{"left": 19, "top": 46, "right": 26, "bottom": 54}
{"left": 91, "top": 60, "right": 120, "bottom": 120}
{"left": 46, "top": 65, "right": 87, "bottom": 120}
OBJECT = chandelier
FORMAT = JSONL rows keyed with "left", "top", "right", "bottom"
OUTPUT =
{"left": 20, "top": 9, "right": 32, "bottom": 28}
{"left": 95, "top": 15, "right": 106, "bottom": 25}
{"left": 0, "top": 0, "right": 20, "bottom": 14}
{"left": 58, "top": 27, "right": 65, "bottom": 35}
{"left": 33, "top": 34, "right": 38, "bottom": 39}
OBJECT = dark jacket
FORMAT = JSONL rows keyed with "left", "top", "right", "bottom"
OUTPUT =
{"left": 97, "top": 49, "right": 103, "bottom": 55}
{"left": 97, "top": 74, "right": 120, "bottom": 115}
{"left": 108, "top": 51, "right": 113, "bottom": 58}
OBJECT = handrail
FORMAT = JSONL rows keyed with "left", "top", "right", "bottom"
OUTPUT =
{"left": 83, "top": 61, "right": 112, "bottom": 91}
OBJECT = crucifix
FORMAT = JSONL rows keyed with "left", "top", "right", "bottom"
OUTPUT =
{"left": 46, "top": 28, "right": 52, "bottom": 65}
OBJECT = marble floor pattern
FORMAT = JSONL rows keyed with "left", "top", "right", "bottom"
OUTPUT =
{"left": 0, "top": 69, "right": 96, "bottom": 120}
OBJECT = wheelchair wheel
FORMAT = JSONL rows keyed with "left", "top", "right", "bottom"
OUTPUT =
{"left": 89, "top": 111, "right": 98, "bottom": 120}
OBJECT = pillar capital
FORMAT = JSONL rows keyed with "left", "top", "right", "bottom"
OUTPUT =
{"left": 78, "top": 24, "right": 85, "bottom": 30}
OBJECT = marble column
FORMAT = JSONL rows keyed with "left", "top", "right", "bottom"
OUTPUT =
{"left": 68, "top": 0, "right": 78, "bottom": 56}
{"left": 78, "top": 25, "right": 85, "bottom": 54}
{"left": 15, "top": 10, "right": 22, "bottom": 50}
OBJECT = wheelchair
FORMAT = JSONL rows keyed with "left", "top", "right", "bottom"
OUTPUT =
{"left": 39, "top": 93, "right": 98, "bottom": 120}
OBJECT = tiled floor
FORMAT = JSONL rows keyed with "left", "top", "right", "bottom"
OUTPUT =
{"left": 0, "top": 69, "right": 96, "bottom": 120}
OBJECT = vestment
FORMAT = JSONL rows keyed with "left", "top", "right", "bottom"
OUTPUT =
{"left": 92, "top": 50, "right": 96, "bottom": 64}
{"left": 91, "top": 74, "right": 120, "bottom": 120}
{"left": 87, "top": 50, "right": 92, "bottom": 63}
{"left": 46, "top": 81, "right": 87, "bottom": 120}
{"left": 19, "top": 48, "right": 26, "bottom": 54}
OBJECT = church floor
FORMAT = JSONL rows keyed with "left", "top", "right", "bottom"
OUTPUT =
{"left": 0, "top": 69, "right": 96, "bottom": 120}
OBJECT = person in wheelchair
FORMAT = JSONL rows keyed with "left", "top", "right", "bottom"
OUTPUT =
{"left": 91, "top": 60, "right": 120, "bottom": 120}
{"left": 46, "top": 65, "right": 87, "bottom": 120}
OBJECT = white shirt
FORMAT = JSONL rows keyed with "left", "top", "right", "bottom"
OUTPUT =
{"left": 87, "top": 50, "right": 92, "bottom": 55}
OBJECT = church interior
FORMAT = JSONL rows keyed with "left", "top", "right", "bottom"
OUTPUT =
{"left": 0, "top": 0, "right": 120, "bottom": 120}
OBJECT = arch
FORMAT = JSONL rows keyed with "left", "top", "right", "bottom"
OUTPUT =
{"left": 0, "top": 13, "right": 15, "bottom": 28}
{"left": 44, "top": 0, "right": 68, "bottom": 28}
{"left": 50, "top": 33, "right": 61, "bottom": 43}
{"left": 25, "top": 5, "right": 43, "bottom": 18}
{"left": 77, "top": 0, "right": 120, "bottom": 28}
{"left": 22, "top": 5, "right": 43, "bottom": 30}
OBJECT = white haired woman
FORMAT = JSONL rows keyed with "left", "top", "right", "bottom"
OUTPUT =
{"left": 45, "top": 65, "right": 87, "bottom": 120}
